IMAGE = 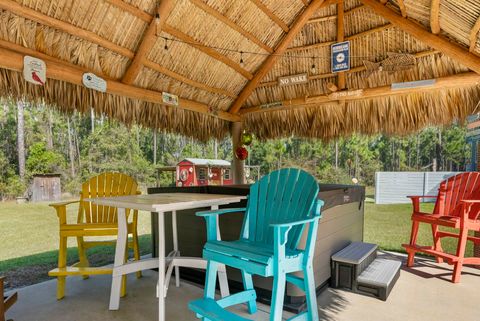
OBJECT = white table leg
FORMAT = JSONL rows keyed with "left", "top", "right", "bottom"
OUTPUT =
{"left": 109, "top": 207, "right": 128, "bottom": 310}
{"left": 211, "top": 205, "right": 230, "bottom": 297}
{"left": 172, "top": 210, "right": 180, "bottom": 287}
{"left": 158, "top": 211, "right": 166, "bottom": 321}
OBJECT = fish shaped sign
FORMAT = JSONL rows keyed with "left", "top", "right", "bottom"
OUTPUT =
{"left": 23, "top": 56, "right": 46, "bottom": 86}
{"left": 363, "top": 52, "right": 416, "bottom": 77}
{"left": 82, "top": 73, "right": 107, "bottom": 92}
{"left": 162, "top": 92, "right": 179, "bottom": 106}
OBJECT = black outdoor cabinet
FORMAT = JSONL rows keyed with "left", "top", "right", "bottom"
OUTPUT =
{"left": 147, "top": 184, "right": 365, "bottom": 312}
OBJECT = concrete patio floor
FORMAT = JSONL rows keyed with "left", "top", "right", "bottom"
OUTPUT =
{"left": 5, "top": 252, "right": 479, "bottom": 321}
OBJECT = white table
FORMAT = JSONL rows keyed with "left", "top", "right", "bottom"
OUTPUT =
{"left": 88, "top": 193, "right": 246, "bottom": 321}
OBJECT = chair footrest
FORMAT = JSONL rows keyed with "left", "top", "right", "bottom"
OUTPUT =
{"left": 49, "top": 266, "right": 113, "bottom": 276}
{"left": 189, "top": 298, "right": 252, "bottom": 321}
{"left": 402, "top": 244, "right": 459, "bottom": 263}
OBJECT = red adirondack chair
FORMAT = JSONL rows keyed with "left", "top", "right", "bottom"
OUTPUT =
{"left": 402, "top": 172, "right": 480, "bottom": 283}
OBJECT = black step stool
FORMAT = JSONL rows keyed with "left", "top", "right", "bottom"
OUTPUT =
{"left": 331, "top": 242, "right": 401, "bottom": 301}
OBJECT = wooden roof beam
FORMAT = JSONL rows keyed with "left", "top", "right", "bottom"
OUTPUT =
{"left": 431, "top": 0, "right": 440, "bottom": 34}
{"left": 0, "top": 46, "right": 240, "bottom": 122}
{"left": 0, "top": 0, "right": 135, "bottom": 58}
{"left": 360, "top": 0, "right": 480, "bottom": 74}
{"left": 470, "top": 15, "right": 480, "bottom": 52}
{"left": 249, "top": 0, "right": 290, "bottom": 32}
{"left": 122, "top": 0, "right": 176, "bottom": 85}
{"left": 336, "top": 0, "right": 346, "bottom": 90}
{"left": 163, "top": 24, "right": 253, "bottom": 80}
{"left": 380, "top": 0, "right": 407, "bottom": 18}
{"left": 242, "top": 71, "right": 480, "bottom": 115}
{"left": 103, "top": 0, "right": 152, "bottom": 22}
{"left": 307, "top": 4, "right": 365, "bottom": 24}
{"left": 229, "top": 0, "right": 331, "bottom": 114}
{"left": 189, "top": 0, "right": 273, "bottom": 53}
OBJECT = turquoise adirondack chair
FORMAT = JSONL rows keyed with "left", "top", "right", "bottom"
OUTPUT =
{"left": 189, "top": 168, "right": 324, "bottom": 321}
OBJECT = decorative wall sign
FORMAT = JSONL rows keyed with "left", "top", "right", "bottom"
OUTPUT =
{"left": 82, "top": 73, "right": 107, "bottom": 92}
{"left": 23, "top": 56, "right": 46, "bottom": 86}
{"left": 364, "top": 52, "right": 416, "bottom": 77}
{"left": 391, "top": 79, "right": 435, "bottom": 90}
{"left": 328, "top": 89, "right": 363, "bottom": 100}
{"left": 331, "top": 41, "right": 350, "bottom": 73}
{"left": 162, "top": 92, "right": 179, "bottom": 106}
{"left": 277, "top": 73, "right": 308, "bottom": 87}
{"left": 260, "top": 101, "right": 283, "bottom": 109}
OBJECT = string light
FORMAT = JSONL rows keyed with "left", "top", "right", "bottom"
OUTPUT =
{"left": 164, "top": 37, "right": 169, "bottom": 50}
{"left": 239, "top": 51, "right": 245, "bottom": 67}
{"left": 311, "top": 56, "right": 316, "bottom": 74}
{"left": 157, "top": 35, "right": 393, "bottom": 60}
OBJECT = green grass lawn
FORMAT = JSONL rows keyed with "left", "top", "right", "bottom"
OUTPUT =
{"left": 0, "top": 198, "right": 475, "bottom": 289}
{"left": 0, "top": 200, "right": 153, "bottom": 289}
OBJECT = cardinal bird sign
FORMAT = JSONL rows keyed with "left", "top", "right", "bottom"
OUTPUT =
{"left": 23, "top": 56, "right": 46, "bottom": 86}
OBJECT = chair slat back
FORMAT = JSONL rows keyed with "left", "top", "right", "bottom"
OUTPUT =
{"left": 241, "top": 168, "right": 319, "bottom": 250}
{"left": 78, "top": 173, "right": 138, "bottom": 224}
{"left": 433, "top": 172, "right": 480, "bottom": 219}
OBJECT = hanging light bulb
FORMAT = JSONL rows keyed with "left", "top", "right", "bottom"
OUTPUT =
{"left": 155, "top": 13, "right": 160, "bottom": 24}
{"left": 240, "top": 51, "right": 245, "bottom": 68}
{"left": 164, "top": 37, "right": 169, "bottom": 50}
{"left": 311, "top": 56, "right": 316, "bottom": 74}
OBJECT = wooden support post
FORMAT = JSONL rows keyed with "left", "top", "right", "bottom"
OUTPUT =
{"left": 231, "top": 122, "right": 245, "bottom": 185}
{"left": 337, "top": 0, "right": 346, "bottom": 90}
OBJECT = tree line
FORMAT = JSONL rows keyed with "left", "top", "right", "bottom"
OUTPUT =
{"left": 0, "top": 98, "right": 470, "bottom": 199}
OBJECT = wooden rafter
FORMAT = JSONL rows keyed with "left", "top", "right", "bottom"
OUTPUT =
{"left": 104, "top": 0, "right": 152, "bottom": 23}
{"left": 470, "top": 16, "right": 480, "bottom": 52}
{"left": 257, "top": 49, "right": 437, "bottom": 87}
{"left": 431, "top": 0, "right": 441, "bottom": 34}
{"left": 249, "top": 0, "right": 290, "bottom": 32}
{"left": 307, "top": 4, "right": 365, "bottom": 24}
{"left": 336, "top": 0, "right": 346, "bottom": 90}
{"left": 143, "top": 60, "right": 235, "bottom": 98}
{"left": 163, "top": 24, "right": 253, "bottom": 80}
{"left": 360, "top": 0, "right": 480, "bottom": 74}
{"left": 301, "top": 0, "right": 310, "bottom": 5}
{"left": 229, "top": 0, "right": 330, "bottom": 114}
{"left": 189, "top": 0, "right": 273, "bottom": 53}
{"left": 286, "top": 24, "right": 393, "bottom": 52}
{"left": 242, "top": 71, "right": 480, "bottom": 115}
{"left": 380, "top": 0, "right": 407, "bottom": 18}
{"left": 397, "top": 0, "right": 407, "bottom": 18}
{"left": 0, "top": 46, "right": 240, "bottom": 122}
{"left": 122, "top": 0, "right": 176, "bottom": 85}
{"left": 0, "top": 0, "right": 135, "bottom": 58}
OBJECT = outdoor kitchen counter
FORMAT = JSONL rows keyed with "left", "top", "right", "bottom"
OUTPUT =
{"left": 148, "top": 184, "right": 365, "bottom": 311}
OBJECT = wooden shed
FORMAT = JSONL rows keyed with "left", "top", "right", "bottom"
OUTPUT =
{"left": 30, "top": 174, "right": 61, "bottom": 202}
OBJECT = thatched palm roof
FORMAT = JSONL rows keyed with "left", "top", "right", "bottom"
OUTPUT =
{"left": 0, "top": 0, "right": 479, "bottom": 140}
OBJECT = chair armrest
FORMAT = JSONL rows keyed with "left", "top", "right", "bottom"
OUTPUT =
{"left": 407, "top": 196, "right": 437, "bottom": 213}
{"left": 196, "top": 208, "right": 246, "bottom": 217}
{"left": 269, "top": 216, "right": 319, "bottom": 228}
{"left": 49, "top": 200, "right": 80, "bottom": 208}
{"left": 49, "top": 200, "right": 79, "bottom": 225}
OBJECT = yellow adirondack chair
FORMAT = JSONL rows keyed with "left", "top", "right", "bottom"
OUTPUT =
{"left": 48, "top": 172, "right": 142, "bottom": 300}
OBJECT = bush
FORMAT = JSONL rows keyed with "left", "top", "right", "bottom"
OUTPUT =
{"left": 26, "top": 142, "right": 66, "bottom": 176}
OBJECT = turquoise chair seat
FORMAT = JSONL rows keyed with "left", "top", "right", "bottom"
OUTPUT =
{"left": 204, "top": 240, "right": 304, "bottom": 276}
{"left": 189, "top": 168, "right": 324, "bottom": 321}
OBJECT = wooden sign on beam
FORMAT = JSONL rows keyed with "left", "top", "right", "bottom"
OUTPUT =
{"left": 278, "top": 73, "right": 308, "bottom": 87}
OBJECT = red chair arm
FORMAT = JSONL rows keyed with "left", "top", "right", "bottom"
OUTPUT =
{"left": 407, "top": 196, "right": 436, "bottom": 213}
